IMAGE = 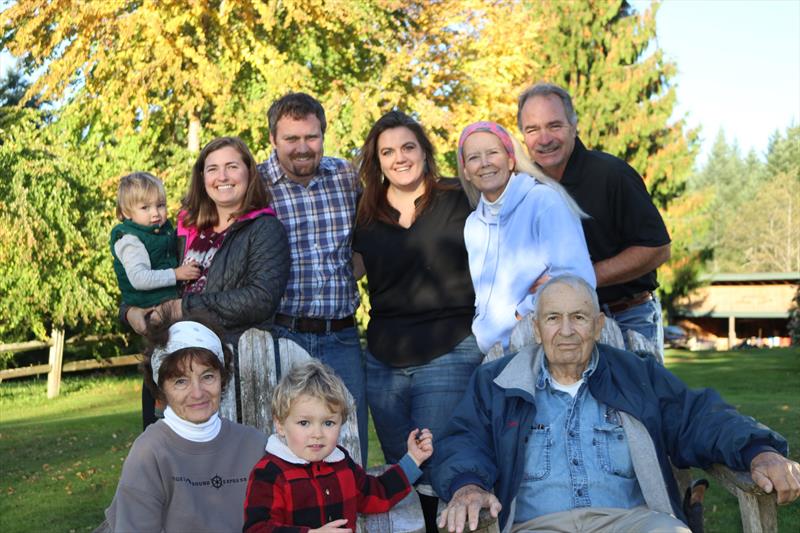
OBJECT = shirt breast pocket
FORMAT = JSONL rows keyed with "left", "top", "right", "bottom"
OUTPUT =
{"left": 522, "top": 426, "right": 551, "bottom": 481}
{"left": 593, "top": 421, "right": 636, "bottom": 478}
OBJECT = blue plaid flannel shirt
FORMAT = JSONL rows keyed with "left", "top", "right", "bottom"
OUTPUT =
{"left": 258, "top": 152, "right": 360, "bottom": 319}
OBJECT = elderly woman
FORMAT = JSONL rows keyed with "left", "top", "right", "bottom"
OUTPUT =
{"left": 101, "top": 315, "right": 267, "bottom": 532}
{"left": 457, "top": 121, "right": 595, "bottom": 354}
{"left": 352, "top": 111, "right": 481, "bottom": 531}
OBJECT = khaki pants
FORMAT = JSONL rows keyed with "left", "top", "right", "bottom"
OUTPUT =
{"left": 511, "top": 506, "right": 690, "bottom": 533}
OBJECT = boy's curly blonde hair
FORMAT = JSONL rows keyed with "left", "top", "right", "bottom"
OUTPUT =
{"left": 116, "top": 171, "right": 166, "bottom": 221}
{"left": 271, "top": 360, "right": 351, "bottom": 423}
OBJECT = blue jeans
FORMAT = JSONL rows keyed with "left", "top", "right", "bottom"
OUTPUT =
{"left": 603, "top": 297, "right": 664, "bottom": 361}
{"left": 366, "top": 334, "right": 483, "bottom": 490}
{"left": 272, "top": 325, "right": 368, "bottom": 462}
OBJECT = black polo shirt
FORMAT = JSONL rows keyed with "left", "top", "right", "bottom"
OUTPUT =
{"left": 353, "top": 185, "right": 475, "bottom": 367}
{"left": 560, "top": 137, "right": 671, "bottom": 304}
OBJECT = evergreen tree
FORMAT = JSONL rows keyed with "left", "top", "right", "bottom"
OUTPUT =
{"left": 528, "top": 0, "right": 697, "bottom": 207}
{"left": 0, "top": 67, "right": 31, "bottom": 107}
{"left": 766, "top": 125, "right": 800, "bottom": 179}
{"left": 689, "top": 125, "right": 799, "bottom": 274}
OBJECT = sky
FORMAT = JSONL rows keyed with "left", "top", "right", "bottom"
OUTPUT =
{"left": 2, "top": 1, "right": 799, "bottom": 166}
{"left": 631, "top": 0, "right": 800, "bottom": 164}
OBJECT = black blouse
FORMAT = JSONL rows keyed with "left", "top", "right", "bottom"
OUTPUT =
{"left": 353, "top": 185, "right": 476, "bottom": 367}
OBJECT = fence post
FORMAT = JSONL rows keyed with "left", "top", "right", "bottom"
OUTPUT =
{"left": 47, "top": 328, "right": 65, "bottom": 398}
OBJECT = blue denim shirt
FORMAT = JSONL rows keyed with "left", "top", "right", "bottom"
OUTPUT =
{"left": 514, "top": 349, "right": 646, "bottom": 522}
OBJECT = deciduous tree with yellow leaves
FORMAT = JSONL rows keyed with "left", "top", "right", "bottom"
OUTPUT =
{"left": 1, "top": 0, "right": 697, "bottom": 341}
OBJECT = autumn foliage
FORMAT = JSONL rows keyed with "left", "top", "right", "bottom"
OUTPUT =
{"left": 1, "top": 0, "right": 696, "bottom": 343}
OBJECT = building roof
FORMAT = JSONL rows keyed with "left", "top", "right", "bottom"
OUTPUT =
{"left": 701, "top": 272, "right": 800, "bottom": 284}
{"left": 674, "top": 272, "right": 798, "bottom": 319}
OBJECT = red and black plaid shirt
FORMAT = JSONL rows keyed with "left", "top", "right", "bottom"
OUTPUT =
{"left": 243, "top": 447, "right": 411, "bottom": 532}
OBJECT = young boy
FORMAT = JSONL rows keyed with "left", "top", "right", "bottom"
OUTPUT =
{"left": 110, "top": 172, "right": 200, "bottom": 308}
{"left": 111, "top": 172, "right": 201, "bottom": 429}
{"left": 243, "top": 360, "right": 433, "bottom": 532}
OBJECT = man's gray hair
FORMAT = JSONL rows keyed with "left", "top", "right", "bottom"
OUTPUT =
{"left": 534, "top": 274, "right": 599, "bottom": 318}
{"left": 517, "top": 83, "right": 578, "bottom": 131}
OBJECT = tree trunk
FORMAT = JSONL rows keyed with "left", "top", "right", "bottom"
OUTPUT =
{"left": 188, "top": 114, "right": 201, "bottom": 153}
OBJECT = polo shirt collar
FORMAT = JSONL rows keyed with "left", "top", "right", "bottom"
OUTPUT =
{"left": 558, "top": 136, "right": 588, "bottom": 187}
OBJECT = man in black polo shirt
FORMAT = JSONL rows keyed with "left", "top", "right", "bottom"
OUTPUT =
{"left": 516, "top": 82, "right": 671, "bottom": 357}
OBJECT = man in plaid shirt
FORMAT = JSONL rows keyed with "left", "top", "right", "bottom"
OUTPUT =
{"left": 258, "top": 93, "right": 367, "bottom": 461}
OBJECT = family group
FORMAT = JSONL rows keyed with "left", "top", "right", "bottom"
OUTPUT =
{"left": 99, "top": 84, "right": 799, "bottom": 533}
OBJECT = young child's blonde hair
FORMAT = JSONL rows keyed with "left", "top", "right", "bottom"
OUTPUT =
{"left": 116, "top": 172, "right": 167, "bottom": 221}
{"left": 271, "top": 360, "right": 352, "bottom": 423}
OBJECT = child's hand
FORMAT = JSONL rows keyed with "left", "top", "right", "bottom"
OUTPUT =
{"left": 174, "top": 262, "right": 201, "bottom": 281}
{"left": 309, "top": 518, "right": 352, "bottom": 532}
{"left": 407, "top": 428, "right": 433, "bottom": 466}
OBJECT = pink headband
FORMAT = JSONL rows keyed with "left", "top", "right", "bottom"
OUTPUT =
{"left": 457, "top": 121, "right": 515, "bottom": 166}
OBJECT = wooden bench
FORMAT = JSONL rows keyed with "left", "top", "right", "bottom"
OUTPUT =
{"left": 232, "top": 327, "right": 425, "bottom": 533}
{"left": 459, "top": 315, "right": 778, "bottom": 533}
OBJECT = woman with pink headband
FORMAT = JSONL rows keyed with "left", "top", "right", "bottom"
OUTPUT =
{"left": 456, "top": 121, "right": 596, "bottom": 354}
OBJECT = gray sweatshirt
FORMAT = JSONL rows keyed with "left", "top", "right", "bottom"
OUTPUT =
{"left": 103, "top": 419, "right": 266, "bottom": 532}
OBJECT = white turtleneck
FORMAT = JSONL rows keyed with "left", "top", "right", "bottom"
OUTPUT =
{"left": 162, "top": 406, "right": 222, "bottom": 442}
{"left": 482, "top": 176, "right": 514, "bottom": 217}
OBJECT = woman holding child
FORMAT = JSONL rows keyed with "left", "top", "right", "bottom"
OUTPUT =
{"left": 124, "top": 136, "right": 290, "bottom": 341}
{"left": 101, "top": 315, "right": 267, "bottom": 532}
{"left": 120, "top": 136, "right": 290, "bottom": 426}
{"left": 456, "top": 121, "right": 595, "bottom": 354}
{"left": 352, "top": 111, "right": 481, "bottom": 530}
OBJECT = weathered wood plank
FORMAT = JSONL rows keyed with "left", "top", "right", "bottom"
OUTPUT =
{"left": 735, "top": 489, "right": 778, "bottom": 533}
{"left": 706, "top": 463, "right": 768, "bottom": 495}
{"left": 61, "top": 355, "right": 140, "bottom": 372}
{"left": 46, "top": 328, "right": 65, "bottom": 399}
{"left": 509, "top": 315, "right": 536, "bottom": 353}
{"left": 485, "top": 343, "right": 504, "bottom": 363}
{"left": 236, "top": 329, "right": 276, "bottom": 433}
{"left": 598, "top": 316, "right": 624, "bottom": 348}
{"left": 0, "top": 339, "right": 52, "bottom": 353}
{"left": 0, "top": 363, "right": 51, "bottom": 380}
{"left": 1, "top": 355, "right": 139, "bottom": 383}
{"left": 624, "top": 329, "right": 661, "bottom": 363}
{"left": 364, "top": 466, "right": 425, "bottom": 533}
{"left": 436, "top": 507, "right": 500, "bottom": 533}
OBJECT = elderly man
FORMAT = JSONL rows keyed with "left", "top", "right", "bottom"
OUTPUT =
{"left": 434, "top": 275, "right": 799, "bottom": 533}
{"left": 517, "top": 83, "right": 670, "bottom": 355}
{"left": 257, "top": 92, "right": 366, "bottom": 461}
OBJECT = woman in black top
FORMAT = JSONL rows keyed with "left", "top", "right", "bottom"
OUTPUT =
{"left": 352, "top": 111, "right": 481, "bottom": 531}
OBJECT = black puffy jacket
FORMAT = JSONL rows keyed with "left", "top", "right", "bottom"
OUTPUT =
{"left": 182, "top": 213, "right": 290, "bottom": 336}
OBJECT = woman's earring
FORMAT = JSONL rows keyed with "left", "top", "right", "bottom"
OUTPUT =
{"left": 381, "top": 173, "right": 386, "bottom": 183}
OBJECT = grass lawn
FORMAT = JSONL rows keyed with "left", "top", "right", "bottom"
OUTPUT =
{"left": 1, "top": 347, "right": 797, "bottom": 532}
{"left": 663, "top": 347, "right": 800, "bottom": 532}
{"left": 0, "top": 374, "right": 141, "bottom": 532}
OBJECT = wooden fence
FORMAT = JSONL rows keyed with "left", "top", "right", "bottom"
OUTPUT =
{"left": 0, "top": 328, "right": 140, "bottom": 398}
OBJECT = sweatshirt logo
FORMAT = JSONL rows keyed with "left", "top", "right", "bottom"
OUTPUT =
{"left": 172, "top": 474, "right": 248, "bottom": 489}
